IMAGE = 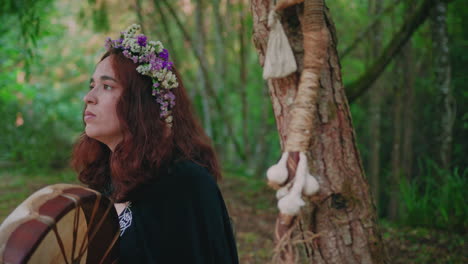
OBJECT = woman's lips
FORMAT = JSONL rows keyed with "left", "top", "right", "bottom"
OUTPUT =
{"left": 84, "top": 111, "right": 96, "bottom": 121}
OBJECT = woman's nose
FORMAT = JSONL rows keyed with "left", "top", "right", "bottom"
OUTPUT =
{"left": 83, "top": 89, "right": 97, "bottom": 104}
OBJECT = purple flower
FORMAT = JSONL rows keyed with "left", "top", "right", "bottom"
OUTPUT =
{"left": 161, "top": 60, "right": 174, "bottom": 70}
{"left": 106, "top": 25, "right": 178, "bottom": 123}
{"left": 137, "top": 34, "right": 147, "bottom": 47}
{"left": 104, "top": 37, "right": 112, "bottom": 49}
{"left": 159, "top": 49, "right": 169, "bottom": 60}
{"left": 166, "top": 61, "right": 173, "bottom": 70}
{"left": 167, "top": 92, "right": 175, "bottom": 101}
{"left": 140, "top": 53, "right": 153, "bottom": 63}
{"left": 150, "top": 58, "right": 163, "bottom": 71}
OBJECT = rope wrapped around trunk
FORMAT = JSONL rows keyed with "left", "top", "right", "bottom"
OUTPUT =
{"left": 263, "top": 0, "right": 330, "bottom": 262}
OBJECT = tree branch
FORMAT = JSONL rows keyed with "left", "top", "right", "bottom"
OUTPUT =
{"left": 159, "top": 0, "right": 246, "bottom": 160}
{"left": 346, "top": 0, "right": 451, "bottom": 103}
{"left": 340, "top": 0, "right": 403, "bottom": 59}
{"left": 135, "top": 0, "right": 146, "bottom": 34}
{"left": 152, "top": 0, "right": 179, "bottom": 66}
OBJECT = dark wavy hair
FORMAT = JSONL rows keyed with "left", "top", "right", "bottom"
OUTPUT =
{"left": 71, "top": 49, "right": 221, "bottom": 202}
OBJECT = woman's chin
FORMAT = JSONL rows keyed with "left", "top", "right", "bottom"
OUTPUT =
{"left": 85, "top": 126, "right": 100, "bottom": 140}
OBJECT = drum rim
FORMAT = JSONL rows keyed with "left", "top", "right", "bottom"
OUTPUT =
{"left": 1, "top": 184, "right": 118, "bottom": 264}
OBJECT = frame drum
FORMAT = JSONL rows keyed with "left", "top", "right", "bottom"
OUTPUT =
{"left": 0, "top": 184, "right": 119, "bottom": 264}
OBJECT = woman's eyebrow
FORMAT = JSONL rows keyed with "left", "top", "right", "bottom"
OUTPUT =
{"left": 89, "top": 75, "right": 118, "bottom": 83}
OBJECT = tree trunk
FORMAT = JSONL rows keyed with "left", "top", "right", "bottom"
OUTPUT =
{"left": 431, "top": 0, "right": 454, "bottom": 170}
{"left": 135, "top": 0, "right": 146, "bottom": 34}
{"left": 401, "top": 0, "right": 416, "bottom": 181}
{"left": 401, "top": 47, "right": 415, "bottom": 180}
{"left": 388, "top": 5, "right": 404, "bottom": 222}
{"left": 211, "top": 0, "right": 227, "bottom": 91}
{"left": 239, "top": 1, "right": 249, "bottom": 158}
{"left": 389, "top": 62, "right": 403, "bottom": 221}
{"left": 194, "top": 0, "right": 214, "bottom": 138}
{"left": 253, "top": 81, "right": 278, "bottom": 177}
{"left": 250, "top": 1, "right": 387, "bottom": 263}
{"left": 367, "top": 0, "right": 384, "bottom": 212}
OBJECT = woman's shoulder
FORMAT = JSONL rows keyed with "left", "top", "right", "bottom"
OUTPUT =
{"left": 169, "top": 160, "right": 217, "bottom": 185}
{"left": 144, "top": 160, "right": 218, "bottom": 195}
{"left": 133, "top": 160, "right": 221, "bottom": 212}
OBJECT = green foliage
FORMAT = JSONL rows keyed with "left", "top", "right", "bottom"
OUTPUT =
{"left": 0, "top": 90, "right": 80, "bottom": 170}
{"left": 0, "top": 1, "right": 88, "bottom": 171}
{"left": 398, "top": 158, "right": 468, "bottom": 231}
{"left": 92, "top": 1, "right": 110, "bottom": 32}
{"left": 0, "top": 0, "right": 56, "bottom": 69}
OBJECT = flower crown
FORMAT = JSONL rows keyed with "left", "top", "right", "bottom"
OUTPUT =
{"left": 104, "top": 24, "right": 178, "bottom": 126}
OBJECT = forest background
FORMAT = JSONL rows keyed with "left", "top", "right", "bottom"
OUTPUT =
{"left": 0, "top": 0, "right": 466, "bottom": 263}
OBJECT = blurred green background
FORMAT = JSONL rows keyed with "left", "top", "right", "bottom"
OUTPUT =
{"left": 0, "top": 0, "right": 466, "bottom": 262}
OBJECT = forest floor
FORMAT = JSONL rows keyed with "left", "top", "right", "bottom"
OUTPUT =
{"left": 0, "top": 169, "right": 466, "bottom": 263}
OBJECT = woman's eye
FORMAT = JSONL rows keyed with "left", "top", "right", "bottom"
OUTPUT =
{"left": 104, "top": 84, "right": 112, "bottom": 90}
{"left": 89, "top": 85, "right": 94, "bottom": 90}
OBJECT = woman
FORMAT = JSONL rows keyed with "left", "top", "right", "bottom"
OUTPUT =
{"left": 71, "top": 24, "right": 239, "bottom": 263}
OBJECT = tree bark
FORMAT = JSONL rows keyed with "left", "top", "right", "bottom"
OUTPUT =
{"left": 389, "top": 0, "right": 418, "bottom": 220}
{"left": 250, "top": 1, "right": 387, "bottom": 263}
{"left": 401, "top": 0, "right": 416, "bottom": 181}
{"left": 211, "top": 0, "right": 227, "bottom": 91}
{"left": 367, "top": 0, "right": 384, "bottom": 212}
{"left": 431, "top": 0, "right": 455, "bottom": 170}
{"left": 194, "top": 0, "right": 214, "bottom": 138}
{"left": 135, "top": 0, "right": 146, "bottom": 34}
{"left": 151, "top": 0, "right": 180, "bottom": 66}
{"left": 389, "top": 62, "right": 403, "bottom": 221}
{"left": 239, "top": 0, "right": 249, "bottom": 158}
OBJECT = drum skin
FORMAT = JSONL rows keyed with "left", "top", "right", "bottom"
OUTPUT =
{"left": 0, "top": 184, "right": 119, "bottom": 264}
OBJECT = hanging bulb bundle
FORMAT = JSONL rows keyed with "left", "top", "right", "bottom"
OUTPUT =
{"left": 268, "top": 152, "right": 319, "bottom": 216}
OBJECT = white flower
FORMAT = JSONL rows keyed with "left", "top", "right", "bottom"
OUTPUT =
{"left": 126, "top": 24, "right": 140, "bottom": 36}
{"left": 165, "top": 71, "right": 173, "bottom": 80}
{"left": 136, "top": 64, "right": 151, "bottom": 75}
{"left": 130, "top": 41, "right": 141, "bottom": 53}
{"left": 153, "top": 41, "right": 163, "bottom": 52}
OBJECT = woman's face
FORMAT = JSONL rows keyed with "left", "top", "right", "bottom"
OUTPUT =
{"left": 84, "top": 56, "right": 123, "bottom": 151}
